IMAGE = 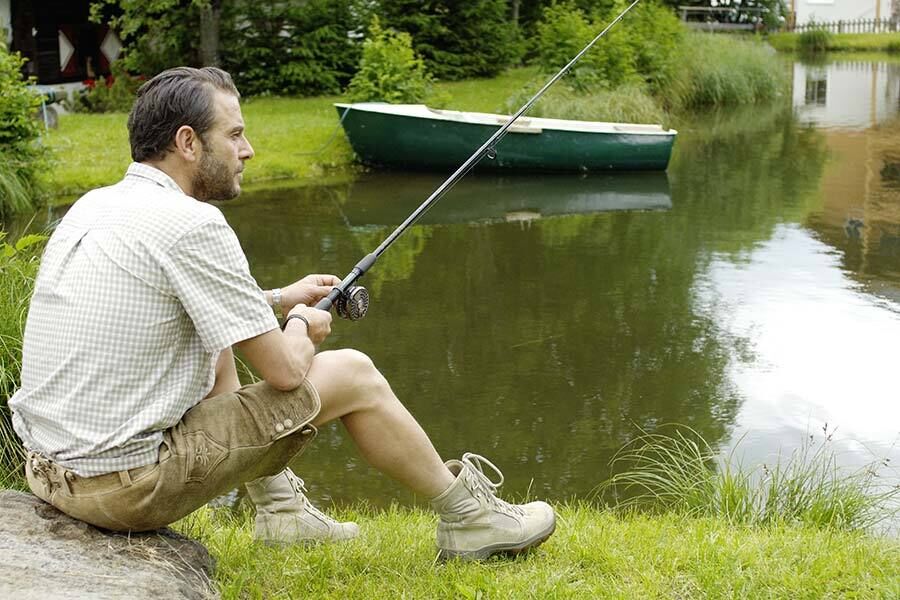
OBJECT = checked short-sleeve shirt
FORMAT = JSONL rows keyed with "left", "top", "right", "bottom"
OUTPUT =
{"left": 10, "top": 163, "right": 279, "bottom": 476}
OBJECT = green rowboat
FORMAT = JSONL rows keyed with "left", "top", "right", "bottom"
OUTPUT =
{"left": 335, "top": 103, "right": 677, "bottom": 172}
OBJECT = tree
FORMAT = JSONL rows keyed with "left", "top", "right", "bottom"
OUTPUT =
{"left": 379, "top": 0, "right": 522, "bottom": 80}
{"left": 90, "top": 0, "right": 210, "bottom": 73}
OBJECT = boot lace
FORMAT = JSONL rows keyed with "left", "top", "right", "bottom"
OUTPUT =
{"left": 284, "top": 471, "right": 333, "bottom": 521}
{"left": 461, "top": 453, "right": 525, "bottom": 517}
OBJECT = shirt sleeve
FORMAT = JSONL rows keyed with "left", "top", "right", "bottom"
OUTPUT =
{"left": 166, "top": 215, "right": 278, "bottom": 353}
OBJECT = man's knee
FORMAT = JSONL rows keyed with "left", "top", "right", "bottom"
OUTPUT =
{"left": 318, "top": 348, "right": 389, "bottom": 393}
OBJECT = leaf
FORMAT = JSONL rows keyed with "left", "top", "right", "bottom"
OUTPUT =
{"left": 14, "top": 234, "right": 47, "bottom": 252}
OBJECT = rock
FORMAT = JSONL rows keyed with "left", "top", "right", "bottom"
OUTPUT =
{"left": 0, "top": 490, "right": 218, "bottom": 600}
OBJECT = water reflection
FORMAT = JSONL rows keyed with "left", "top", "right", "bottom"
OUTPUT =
{"left": 695, "top": 225, "right": 900, "bottom": 472}
{"left": 793, "top": 59, "right": 900, "bottom": 129}
{"left": 338, "top": 172, "right": 671, "bottom": 226}
{"left": 214, "top": 96, "right": 848, "bottom": 508}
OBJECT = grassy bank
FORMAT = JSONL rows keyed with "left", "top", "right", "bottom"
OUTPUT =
{"left": 177, "top": 503, "right": 899, "bottom": 598}
{"left": 42, "top": 67, "right": 540, "bottom": 203}
{"left": 768, "top": 31, "right": 900, "bottom": 53}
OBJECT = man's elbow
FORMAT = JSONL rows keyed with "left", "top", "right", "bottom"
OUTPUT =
{"left": 265, "top": 349, "right": 312, "bottom": 391}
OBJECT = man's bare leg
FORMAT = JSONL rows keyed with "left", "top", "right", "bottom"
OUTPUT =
{"left": 305, "top": 349, "right": 455, "bottom": 498}
{"left": 304, "top": 348, "right": 556, "bottom": 561}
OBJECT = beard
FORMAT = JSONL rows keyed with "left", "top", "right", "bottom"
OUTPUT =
{"left": 192, "top": 148, "right": 240, "bottom": 202}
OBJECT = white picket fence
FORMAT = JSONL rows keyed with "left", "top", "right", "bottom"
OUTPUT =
{"left": 791, "top": 17, "right": 900, "bottom": 34}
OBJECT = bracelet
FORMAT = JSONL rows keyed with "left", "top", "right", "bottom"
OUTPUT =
{"left": 271, "top": 288, "right": 283, "bottom": 321}
{"left": 281, "top": 313, "right": 309, "bottom": 332}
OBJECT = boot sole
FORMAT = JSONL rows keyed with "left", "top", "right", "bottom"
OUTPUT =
{"left": 437, "top": 520, "right": 557, "bottom": 562}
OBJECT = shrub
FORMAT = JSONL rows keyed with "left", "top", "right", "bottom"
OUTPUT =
{"left": 64, "top": 61, "right": 143, "bottom": 113}
{"left": 346, "top": 17, "right": 435, "bottom": 104}
{"left": 534, "top": 2, "right": 636, "bottom": 92}
{"left": 797, "top": 26, "right": 831, "bottom": 53}
{"left": 0, "top": 43, "right": 45, "bottom": 218}
{"left": 624, "top": 0, "right": 685, "bottom": 94}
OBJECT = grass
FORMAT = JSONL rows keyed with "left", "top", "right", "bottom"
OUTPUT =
{"left": 768, "top": 31, "right": 900, "bottom": 53}
{"left": 667, "top": 33, "right": 787, "bottom": 110}
{"left": 602, "top": 425, "right": 900, "bottom": 533}
{"left": 40, "top": 68, "right": 540, "bottom": 203}
{"left": 0, "top": 158, "right": 40, "bottom": 217}
{"left": 0, "top": 232, "right": 44, "bottom": 489}
{"left": 175, "top": 502, "right": 900, "bottom": 598}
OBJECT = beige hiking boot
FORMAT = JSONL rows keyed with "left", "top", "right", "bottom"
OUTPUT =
{"left": 431, "top": 453, "right": 556, "bottom": 561}
{"left": 245, "top": 469, "right": 359, "bottom": 545}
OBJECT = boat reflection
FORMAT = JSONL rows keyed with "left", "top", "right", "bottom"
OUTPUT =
{"left": 339, "top": 171, "right": 672, "bottom": 227}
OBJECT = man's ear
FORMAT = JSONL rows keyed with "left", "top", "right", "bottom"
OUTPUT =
{"left": 173, "top": 125, "right": 200, "bottom": 162}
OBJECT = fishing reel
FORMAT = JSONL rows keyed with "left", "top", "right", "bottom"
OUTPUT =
{"left": 335, "top": 285, "right": 369, "bottom": 320}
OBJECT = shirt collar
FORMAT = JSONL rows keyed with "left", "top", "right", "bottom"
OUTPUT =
{"left": 124, "top": 162, "right": 186, "bottom": 195}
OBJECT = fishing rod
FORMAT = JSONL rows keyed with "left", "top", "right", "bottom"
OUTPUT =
{"left": 317, "top": 0, "right": 642, "bottom": 320}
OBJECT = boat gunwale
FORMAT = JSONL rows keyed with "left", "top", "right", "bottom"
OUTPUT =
{"left": 334, "top": 102, "right": 678, "bottom": 136}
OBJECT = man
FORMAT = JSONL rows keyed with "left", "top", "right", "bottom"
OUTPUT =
{"left": 10, "top": 67, "right": 555, "bottom": 561}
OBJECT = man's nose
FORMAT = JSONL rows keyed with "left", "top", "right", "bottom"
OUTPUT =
{"left": 241, "top": 136, "right": 254, "bottom": 160}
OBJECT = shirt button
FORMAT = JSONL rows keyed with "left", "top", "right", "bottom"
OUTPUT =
{"left": 275, "top": 423, "right": 284, "bottom": 433}
{"left": 284, "top": 419, "right": 293, "bottom": 428}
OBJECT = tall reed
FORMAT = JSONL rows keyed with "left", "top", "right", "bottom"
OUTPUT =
{"left": 601, "top": 425, "right": 899, "bottom": 532}
{"left": 668, "top": 33, "right": 788, "bottom": 110}
{"left": 0, "top": 232, "right": 45, "bottom": 488}
{"left": 797, "top": 28, "right": 832, "bottom": 54}
{"left": 0, "top": 157, "right": 39, "bottom": 217}
{"left": 503, "top": 82, "right": 667, "bottom": 124}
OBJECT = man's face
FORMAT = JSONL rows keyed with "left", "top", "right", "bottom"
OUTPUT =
{"left": 192, "top": 90, "right": 254, "bottom": 202}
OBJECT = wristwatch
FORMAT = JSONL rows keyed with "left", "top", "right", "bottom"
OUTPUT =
{"left": 272, "top": 288, "right": 283, "bottom": 321}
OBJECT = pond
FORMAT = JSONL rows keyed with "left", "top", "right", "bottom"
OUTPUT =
{"left": 14, "top": 56, "right": 900, "bottom": 510}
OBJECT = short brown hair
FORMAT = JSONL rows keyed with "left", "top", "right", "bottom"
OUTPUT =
{"left": 128, "top": 67, "right": 240, "bottom": 162}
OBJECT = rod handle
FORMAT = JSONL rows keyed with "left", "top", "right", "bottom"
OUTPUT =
{"left": 314, "top": 253, "right": 377, "bottom": 312}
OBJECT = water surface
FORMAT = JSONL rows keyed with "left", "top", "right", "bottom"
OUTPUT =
{"left": 214, "top": 57, "right": 900, "bottom": 508}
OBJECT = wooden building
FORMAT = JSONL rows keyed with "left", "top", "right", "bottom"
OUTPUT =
{"left": 1, "top": 0, "right": 120, "bottom": 84}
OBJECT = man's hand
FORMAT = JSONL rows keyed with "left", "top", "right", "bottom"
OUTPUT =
{"left": 284, "top": 303, "right": 332, "bottom": 345}
{"left": 282, "top": 274, "right": 341, "bottom": 309}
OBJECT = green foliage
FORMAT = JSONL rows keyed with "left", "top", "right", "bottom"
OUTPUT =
{"left": 90, "top": 0, "right": 200, "bottom": 74}
{"left": 797, "top": 26, "right": 833, "bottom": 54}
{"left": 668, "top": 33, "right": 787, "bottom": 109}
{"left": 379, "top": 0, "right": 522, "bottom": 81}
{"left": 517, "top": 1, "right": 682, "bottom": 122}
{"left": 625, "top": 0, "right": 685, "bottom": 93}
{"left": 64, "top": 61, "right": 143, "bottom": 113}
{"left": 221, "top": 0, "right": 368, "bottom": 97}
{"left": 532, "top": 1, "right": 682, "bottom": 92}
{"left": 0, "top": 43, "right": 46, "bottom": 217}
{"left": 346, "top": 18, "right": 435, "bottom": 104}
{"left": 0, "top": 231, "right": 45, "bottom": 488}
{"left": 534, "top": 2, "right": 636, "bottom": 91}
{"left": 603, "top": 425, "right": 899, "bottom": 532}
{"left": 0, "top": 232, "right": 44, "bottom": 404}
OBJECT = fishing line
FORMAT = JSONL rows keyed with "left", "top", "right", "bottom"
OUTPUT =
{"left": 317, "top": 0, "right": 643, "bottom": 319}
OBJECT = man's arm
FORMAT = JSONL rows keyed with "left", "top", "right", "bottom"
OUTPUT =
{"left": 235, "top": 304, "right": 331, "bottom": 391}
{"left": 240, "top": 274, "right": 338, "bottom": 391}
